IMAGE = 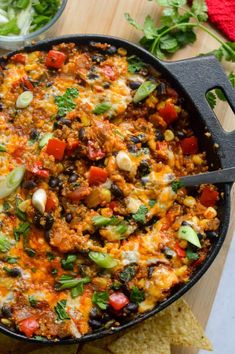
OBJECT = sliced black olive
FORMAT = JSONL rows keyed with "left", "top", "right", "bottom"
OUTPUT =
{"left": 2, "top": 305, "right": 12, "bottom": 318}
{"left": 106, "top": 45, "right": 117, "bottom": 54}
{"left": 78, "top": 127, "right": 87, "bottom": 142}
{"left": 137, "top": 160, "right": 150, "bottom": 177}
{"left": 54, "top": 118, "right": 71, "bottom": 129}
{"left": 33, "top": 212, "right": 43, "bottom": 229}
{"left": 88, "top": 319, "right": 103, "bottom": 329}
{"left": 155, "top": 130, "right": 164, "bottom": 141}
{"left": 91, "top": 54, "right": 105, "bottom": 63}
{"left": 88, "top": 73, "right": 99, "bottom": 80}
{"left": 157, "top": 82, "right": 166, "bottom": 95}
{"left": 110, "top": 184, "right": 124, "bottom": 199}
{"left": 29, "top": 128, "right": 39, "bottom": 140}
{"left": 45, "top": 214, "right": 54, "bottom": 230}
{"left": 49, "top": 176, "right": 60, "bottom": 188}
{"left": 65, "top": 213, "right": 73, "bottom": 223}
{"left": 4, "top": 267, "right": 21, "bottom": 277}
{"left": 175, "top": 131, "right": 186, "bottom": 139}
{"left": 128, "top": 81, "right": 141, "bottom": 90}
{"left": 23, "top": 180, "right": 37, "bottom": 190}
{"left": 206, "top": 231, "right": 219, "bottom": 239}
{"left": 125, "top": 302, "right": 138, "bottom": 313}
{"left": 69, "top": 174, "right": 78, "bottom": 183}
{"left": 44, "top": 230, "right": 51, "bottom": 243}
{"left": 89, "top": 307, "right": 102, "bottom": 320}
{"left": 103, "top": 82, "right": 110, "bottom": 89}
{"left": 0, "top": 103, "right": 3, "bottom": 111}
{"left": 182, "top": 221, "right": 190, "bottom": 226}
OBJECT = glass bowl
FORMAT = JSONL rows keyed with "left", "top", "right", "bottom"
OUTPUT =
{"left": 0, "top": 0, "right": 68, "bottom": 51}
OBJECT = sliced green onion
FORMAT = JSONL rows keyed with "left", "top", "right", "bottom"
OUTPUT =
{"left": 178, "top": 225, "right": 201, "bottom": 248}
{"left": 39, "top": 133, "right": 53, "bottom": 148}
{"left": 16, "top": 90, "right": 33, "bottom": 108}
{"left": 92, "top": 215, "right": 113, "bottom": 227}
{"left": 0, "top": 232, "right": 11, "bottom": 253}
{"left": 0, "top": 144, "right": 6, "bottom": 152}
{"left": 133, "top": 81, "right": 157, "bottom": 103}
{"left": 93, "top": 102, "right": 112, "bottom": 115}
{"left": 56, "top": 275, "right": 90, "bottom": 291}
{"left": 0, "top": 166, "right": 25, "bottom": 199}
{"left": 89, "top": 251, "right": 118, "bottom": 269}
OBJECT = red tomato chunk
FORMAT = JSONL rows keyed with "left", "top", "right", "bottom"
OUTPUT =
{"left": 19, "top": 317, "right": 39, "bottom": 337}
{"left": 11, "top": 53, "right": 26, "bottom": 64}
{"left": 109, "top": 292, "right": 129, "bottom": 311}
{"left": 46, "top": 139, "right": 66, "bottom": 161}
{"left": 159, "top": 102, "right": 178, "bottom": 125}
{"left": 200, "top": 186, "right": 219, "bottom": 207}
{"left": 180, "top": 136, "right": 198, "bottom": 154}
{"left": 88, "top": 166, "right": 108, "bottom": 186}
{"left": 45, "top": 50, "right": 66, "bottom": 69}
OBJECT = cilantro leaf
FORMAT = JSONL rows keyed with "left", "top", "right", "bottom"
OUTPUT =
{"left": 132, "top": 205, "right": 148, "bottom": 224}
{"left": 124, "top": 13, "right": 143, "bottom": 31}
{"left": 130, "top": 286, "right": 145, "bottom": 303}
{"left": 119, "top": 265, "right": 136, "bottom": 282}
{"left": 127, "top": 55, "right": 145, "bottom": 73}
{"left": 55, "top": 88, "right": 79, "bottom": 117}
{"left": 54, "top": 300, "right": 70, "bottom": 321}
{"left": 191, "top": 0, "right": 208, "bottom": 22}
{"left": 13, "top": 222, "right": 30, "bottom": 242}
{"left": 206, "top": 91, "right": 216, "bottom": 109}
{"left": 28, "top": 295, "right": 38, "bottom": 307}
{"left": 92, "top": 291, "right": 109, "bottom": 310}
{"left": 171, "top": 180, "right": 184, "bottom": 192}
{"left": 61, "top": 254, "right": 77, "bottom": 271}
{"left": 186, "top": 248, "right": 199, "bottom": 260}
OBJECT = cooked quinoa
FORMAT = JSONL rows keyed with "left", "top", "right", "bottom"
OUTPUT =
{"left": 0, "top": 42, "right": 220, "bottom": 340}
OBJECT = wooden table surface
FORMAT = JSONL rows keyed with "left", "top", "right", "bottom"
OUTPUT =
{"left": 58, "top": 2, "right": 235, "bottom": 352}
{"left": 4, "top": 1, "right": 235, "bottom": 353}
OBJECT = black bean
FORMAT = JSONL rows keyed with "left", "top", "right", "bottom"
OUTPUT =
{"left": 176, "top": 131, "right": 186, "bottom": 139}
{"left": 2, "top": 305, "right": 12, "bottom": 318}
{"left": 46, "top": 81, "right": 53, "bottom": 87}
{"left": 65, "top": 213, "right": 73, "bottom": 223}
{"left": 88, "top": 73, "right": 99, "bottom": 80}
{"left": 44, "top": 230, "right": 51, "bottom": 243}
{"left": 45, "top": 214, "right": 54, "bottom": 230}
{"left": 206, "top": 231, "right": 218, "bottom": 240}
{"left": 130, "top": 135, "right": 141, "bottom": 144}
{"left": 127, "top": 144, "right": 138, "bottom": 153}
{"left": 120, "top": 284, "right": 130, "bottom": 297}
{"left": 69, "top": 173, "right": 78, "bottom": 183}
{"left": 163, "top": 247, "right": 176, "bottom": 259}
{"left": 125, "top": 303, "right": 138, "bottom": 313}
{"left": 182, "top": 221, "right": 190, "bottom": 226}
{"left": 23, "top": 180, "right": 37, "bottom": 190}
{"left": 91, "top": 54, "right": 105, "bottom": 63}
{"left": 78, "top": 127, "right": 87, "bottom": 142}
{"left": 89, "top": 307, "right": 102, "bottom": 320}
{"left": 49, "top": 176, "right": 60, "bottom": 188}
{"left": 101, "top": 313, "right": 112, "bottom": 323}
{"left": 54, "top": 118, "right": 71, "bottom": 129}
{"left": 5, "top": 267, "right": 21, "bottom": 277}
{"left": 128, "top": 81, "right": 141, "bottom": 90}
{"left": 137, "top": 160, "right": 150, "bottom": 177}
{"left": 103, "top": 82, "right": 110, "bottom": 89}
{"left": 33, "top": 213, "right": 43, "bottom": 229}
{"left": 157, "top": 82, "right": 166, "bottom": 95}
{"left": 64, "top": 166, "right": 74, "bottom": 175}
{"left": 88, "top": 319, "right": 102, "bottom": 329}
{"left": 0, "top": 103, "right": 3, "bottom": 111}
{"left": 29, "top": 128, "right": 39, "bottom": 140}
{"left": 155, "top": 130, "right": 164, "bottom": 141}
{"left": 110, "top": 184, "right": 124, "bottom": 199}
{"left": 106, "top": 45, "right": 117, "bottom": 54}
{"left": 148, "top": 266, "right": 155, "bottom": 278}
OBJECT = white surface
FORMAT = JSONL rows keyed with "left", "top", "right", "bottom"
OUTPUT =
{"left": 200, "top": 233, "right": 235, "bottom": 354}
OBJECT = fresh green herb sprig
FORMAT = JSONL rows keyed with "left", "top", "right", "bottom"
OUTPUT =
{"left": 132, "top": 205, "right": 148, "bottom": 224}
{"left": 92, "top": 291, "right": 109, "bottom": 310}
{"left": 55, "top": 88, "right": 79, "bottom": 117}
{"left": 125, "top": 0, "right": 235, "bottom": 108}
{"left": 54, "top": 299, "right": 70, "bottom": 321}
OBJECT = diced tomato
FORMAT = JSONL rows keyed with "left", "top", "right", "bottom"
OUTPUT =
{"left": 19, "top": 317, "right": 39, "bottom": 337}
{"left": 66, "top": 140, "right": 79, "bottom": 156}
{"left": 11, "top": 53, "right": 26, "bottom": 64}
{"left": 22, "top": 76, "right": 34, "bottom": 91}
{"left": 109, "top": 292, "right": 129, "bottom": 311}
{"left": 30, "top": 161, "right": 49, "bottom": 178}
{"left": 12, "top": 145, "right": 25, "bottom": 162}
{"left": 180, "top": 136, "right": 198, "bottom": 155}
{"left": 67, "top": 186, "right": 90, "bottom": 202}
{"left": 46, "top": 138, "right": 66, "bottom": 161}
{"left": 175, "top": 243, "right": 186, "bottom": 258}
{"left": 45, "top": 198, "right": 56, "bottom": 212}
{"left": 156, "top": 141, "right": 168, "bottom": 150}
{"left": 88, "top": 141, "right": 105, "bottom": 160}
{"left": 88, "top": 166, "right": 108, "bottom": 186}
{"left": 45, "top": 50, "right": 66, "bottom": 69}
{"left": 158, "top": 102, "right": 178, "bottom": 125}
{"left": 199, "top": 186, "right": 219, "bottom": 207}
{"left": 109, "top": 200, "right": 118, "bottom": 210}
{"left": 102, "top": 65, "right": 117, "bottom": 81}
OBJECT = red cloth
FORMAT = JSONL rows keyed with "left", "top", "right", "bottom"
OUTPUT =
{"left": 206, "top": 0, "right": 235, "bottom": 41}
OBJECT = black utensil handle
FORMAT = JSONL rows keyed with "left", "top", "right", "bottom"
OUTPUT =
{"left": 163, "top": 56, "right": 235, "bottom": 168}
{"left": 180, "top": 167, "right": 235, "bottom": 187}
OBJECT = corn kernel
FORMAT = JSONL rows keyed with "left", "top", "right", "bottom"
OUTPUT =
{"left": 179, "top": 240, "right": 188, "bottom": 249}
{"left": 183, "top": 196, "right": 196, "bottom": 208}
{"left": 100, "top": 188, "right": 111, "bottom": 203}
{"left": 117, "top": 47, "right": 127, "bottom": 56}
{"left": 192, "top": 154, "right": 203, "bottom": 165}
{"left": 164, "top": 129, "right": 175, "bottom": 142}
{"left": 175, "top": 265, "right": 187, "bottom": 277}
{"left": 204, "top": 207, "right": 217, "bottom": 219}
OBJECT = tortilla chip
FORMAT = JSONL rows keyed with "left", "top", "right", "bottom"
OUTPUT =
{"left": 79, "top": 344, "right": 111, "bottom": 353}
{"left": 169, "top": 298, "right": 213, "bottom": 351}
{"left": 92, "top": 333, "right": 121, "bottom": 348}
{"left": 28, "top": 344, "right": 79, "bottom": 354}
{"left": 108, "top": 312, "right": 171, "bottom": 354}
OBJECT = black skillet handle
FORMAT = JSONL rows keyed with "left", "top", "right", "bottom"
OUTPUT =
{"left": 163, "top": 56, "right": 235, "bottom": 168}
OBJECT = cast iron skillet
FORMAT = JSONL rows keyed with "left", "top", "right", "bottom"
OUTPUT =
{"left": 1, "top": 35, "right": 235, "bottom": 344}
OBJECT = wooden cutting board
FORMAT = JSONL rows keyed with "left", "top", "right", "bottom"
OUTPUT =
{"left": 58, "top": 1, "right": 235, "bottom": 353}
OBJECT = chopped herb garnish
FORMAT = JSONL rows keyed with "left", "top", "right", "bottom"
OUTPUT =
{"left": 15, "top": 208, "right": 27, "bottom": 221}
{"left": 71, "top": 283, "right": 84, "bottom": 298}
{"left": 171, "top": 180, "right": 184, "bottom": 192}
{"left": 51, "top": 268, "right": 58, "bottom": 276}
{"left": 148, "top": 199, "right": 156, "bottom": 207}
{"left": 92, "top": 215, "right": 118, "bottom": 227}
{"left": 55, "top": 275, "right": 90, "bottom": 291}
{"left": 61, "top": 254, "right": 77, "bottom": 271}
{"left": 127, "top": 55, "right": 145, "bottom": 73}
{"left": 92, "top": 291, "right": 109, "bottom": 310}
{"left": 3, "top": 201, "right": 10, "bottom": 212}
{"left": 132, "top": 205, "right": 148, "bottom": 224}
{"left": 54, "top": 300, "right": 70, "bottom": 321}
{"left": 186, "top": 248, "right": 199, "bottom": 261}
{"left": 130, "top": 286, "right": 145, "bottom": 304}
{"left": 47, "top": 252, "right": 55, "bottom": 261}
{"left": 5, "top": 256, "right": 18, "bottom": 264}
{"left": 119, "top": 265, "right": 136, "bottom": 282}
{"left": 28, "top": 295, "right": 38, "bottom": 307}
{"left": 13, "top": 222, "right": 30, "bottom": 242}
{"left": 25, "top": 247, "right": 36, "bottom": 257}
{"left": 0, "top": 233, "right": 11, "bottom": 253}
{"left": 0, "top": 144, "right": 6, "bottom": 152}
{"left": 93, "top": 102, "right": 112, "bottom": 115}
{"left": 55, "top": 88, "right": 79, "bottom": 117}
